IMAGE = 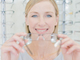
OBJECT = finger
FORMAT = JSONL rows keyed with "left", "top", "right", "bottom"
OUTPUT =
{"left": 61, "top": 40, "right": 74, "bottom": 48}
{"left": 24, "top": 39, "right": 28, "bottom": 43}
{"left": 1, "top": 46, "right": 19, "bottom": 56}
{"left": 15, "top": 32, "right": 27, "bottom": 37}
{"left": 9, "top": 35, "right": 25, "bottom": 46}
{"left": 19, "top": 43, "right": 24, "bottom": 47}
{"left": 58, "top": 34, "right": 68, "bottom": 39}
{"left": 18, "top": 39, "right": 28, "bottom": 47}
{"left": 6, "top": 32, "right": 27, "bottom": 42}
{"left": 67, "top": 45, "right": 79, "bottom": 54}
{"left": 61, "top": 38, "right": 70, "bottom": 45}
{"left": 5, "top": 42, "right": 25, "bottom": 53}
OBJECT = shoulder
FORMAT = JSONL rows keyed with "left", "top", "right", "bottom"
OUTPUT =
{"left": 18, "top": 47, "right": 33, "bottom": 60}
{"left": 54, "top": 52, "right": 64, "bottom": 60}
{"left": 54, "top": 48, "right": 64, "bottom": 60}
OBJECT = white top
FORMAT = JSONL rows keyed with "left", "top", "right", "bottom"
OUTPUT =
{"left": 18, "top": 47, "right": 64, "bottom": 60}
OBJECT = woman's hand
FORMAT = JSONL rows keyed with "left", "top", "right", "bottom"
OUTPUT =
{"left": 1, "top": 32, "right": 27, "bottom": 60}
{"left": 58, "top": 34, "right": 80, "bottom": 60}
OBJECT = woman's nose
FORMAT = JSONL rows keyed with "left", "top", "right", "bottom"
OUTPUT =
{"left": 38, "top": 17, "right": 46, "bottom": 27}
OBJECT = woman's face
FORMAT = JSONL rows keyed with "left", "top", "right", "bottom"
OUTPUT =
{"left": 26, "top": 1, "right": 58, "bottom": 34}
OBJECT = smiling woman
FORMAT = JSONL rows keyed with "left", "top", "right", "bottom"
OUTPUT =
{"left": 22, "top": 0, "right": 61, "bottom": 60}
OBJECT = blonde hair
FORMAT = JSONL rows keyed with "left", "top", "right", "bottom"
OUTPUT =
{"left": 25, "top": 0, "right": 59, "bottom": 34}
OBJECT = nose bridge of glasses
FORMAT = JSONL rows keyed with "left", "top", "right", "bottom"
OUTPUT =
{"left": 37, "top": 34, "right": 45, "bottom": 40}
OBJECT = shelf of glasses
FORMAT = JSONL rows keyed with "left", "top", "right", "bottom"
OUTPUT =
{"left": 0, "top": 10, "right": 14, "bottom": 17}
{"left": 59, "top": 20, "right": 80, "bottom": 25}
{"left": 75, "top": 2, "right": 80, "bottom": 8}
{"left": 0, "top": 33, "right": 14, "bottom": 41}
{"left": 6, "top": 10, "right": 14, "bottom": 17}
{"left": 59, "top": 30, "right": 80, "bottom": 35}
{"left": 0, "top": 0, "right": 14, "bottom": 8}
{"left": 59, "top": 11, "right": 73, "bottom": 20}
{"left": 23, "top": 0, "right": 29, "bottom": 3}
{"left": 22, "top": 0, "right": 29, "bottom": 7}
{"left": 74, "top": 21, "right": 80, "bottom": 25}
{"left": 55, "top": 0, "right": 72, "bottom": 5}
{"left": 0, "top": 0, "right": 14, "bottom": 4}
{"left": 74, "top": 31, "right": 80, "bottom": 35}
{"left": 0, "top": 21, "right": 15, "bottom": 28}
{"left": 75, "top": 10, "right": 80, "bottom": 19}
{"left": 65, "top": 4, "right": 73, "bottom": 11}
{"left": 59, "top": 10, "right": 73, "bottom": 15}
{"left": 59, "top": 20, "right": 73, "bottom": 25}
{"left": 58, "top": 30, "right": 73, "bottom": 35}
{"left": 58, "top": 4, "right": 73, "bottom": 12}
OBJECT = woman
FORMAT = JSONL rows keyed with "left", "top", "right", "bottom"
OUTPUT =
{"left": 1, "top": 0, "right": 80, "bottom": 60}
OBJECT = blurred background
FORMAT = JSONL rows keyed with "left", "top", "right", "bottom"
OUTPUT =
{"left": 0, "top": 0, "right": 80, "bottom": 60}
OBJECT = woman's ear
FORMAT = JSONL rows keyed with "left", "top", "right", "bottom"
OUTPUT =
{"left": 55, "top": 15, "right": 59, "bottom": 25}
{"left": 25, "top": 17, "right": 29, "bottom": 26}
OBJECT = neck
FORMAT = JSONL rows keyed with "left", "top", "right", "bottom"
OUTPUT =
{"left": 24, "top": 41, "right": 60, "bottom": 59}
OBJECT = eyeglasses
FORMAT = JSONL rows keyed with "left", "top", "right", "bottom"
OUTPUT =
{"left": 23, "top": 0, "right": 29, "bottom": 4}
{"left": 0, "top": 0, "right": 14, "bottom": 4}
{"left": 59, "top": 20, "right": 80, "bottom": 25}
{"left": 75, "top": 2, "right": 80, "bottom": 8}
{"left": 0, "top": 21, "right": 15, "bottom": 28}
{"left": 23, "top": 33, "right": 60, "bottom": 55}
{"left": 0, "top": 0, "right": 14, "bottom": 8}
{"left": 22, "top": 0, "right": 29, "bottom": 7}
{"left": 59, "top": 20, "right": 73, "bottom": 25}
{"left": 58, "top": 31, "right": 73, "bottom": 35}
{"left": 58, "top": 30, "right": 80, "bottom": 35}
{"left": 0, "top": 10, "right": 14, "bottom": 17}
{"left": 75, "top": 10, "right": 80, "bottom": 19}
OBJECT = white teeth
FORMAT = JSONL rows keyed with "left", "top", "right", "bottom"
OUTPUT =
{"left": 37, "top": 30, "right": 46, "bottom": 32}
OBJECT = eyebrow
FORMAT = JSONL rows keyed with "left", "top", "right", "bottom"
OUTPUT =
{"left": 30, "top": 12, "right": 38, "bottom": 14}
{"left": 30, "top": 11, "right": 54, "bottom": 14}
{"left": 46, "top": 11, "right": 54, "bottom": 13}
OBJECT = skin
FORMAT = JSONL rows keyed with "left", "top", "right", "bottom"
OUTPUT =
{"left": 1, "top": 0, "right": 80, "bottom": 60}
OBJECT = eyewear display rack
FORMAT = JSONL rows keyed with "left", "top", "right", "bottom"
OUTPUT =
{"left": 1, "top": 0, "right": 6, "bottom": 44}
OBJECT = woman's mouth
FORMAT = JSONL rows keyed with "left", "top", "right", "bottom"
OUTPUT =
{"left": 35, "top": 28, "right": 48, "bottom": 34}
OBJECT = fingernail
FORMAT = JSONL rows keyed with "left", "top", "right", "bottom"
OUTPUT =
{"left": 67, "top": 52, "right": 70, "bottom": 54}
{"left": 22, "top": 49, "right": 25, "bottom": 53}
{"left": 61, "top": 45, "right": 64, "bottom": 47}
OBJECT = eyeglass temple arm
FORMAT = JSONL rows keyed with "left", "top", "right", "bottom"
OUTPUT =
{"left": 23, "top": 36, "right": 33, "bottom": 55}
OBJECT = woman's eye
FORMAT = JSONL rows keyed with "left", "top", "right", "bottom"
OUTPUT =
{"left": 32, "top": 15, "right": 38, "bottom": 17}
{"left": 47, "top": 15, "right": 52, "bottom": 17}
